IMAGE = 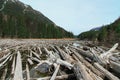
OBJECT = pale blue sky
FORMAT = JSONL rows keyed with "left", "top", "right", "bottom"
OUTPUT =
{"left": 19, "top": 0, "right": 120, "bottom": 35}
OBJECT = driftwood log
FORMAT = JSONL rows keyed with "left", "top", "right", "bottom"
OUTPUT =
{"left": 0, "top": 39, "right": 119, "bottom": 80}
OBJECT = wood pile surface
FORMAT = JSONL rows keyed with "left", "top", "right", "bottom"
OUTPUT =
{"left": 0, "top": 39, "right": 119, "bottom": 80}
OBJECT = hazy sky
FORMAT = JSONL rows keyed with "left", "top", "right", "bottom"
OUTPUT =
{"left": 19, "top": 0, "right": 120, "bottom": 35}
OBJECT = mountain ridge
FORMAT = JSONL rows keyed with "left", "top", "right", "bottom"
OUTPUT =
{"left": 0, "top": 0, "right": 74, "bottom": 38}
{"left": 78, "top": 17, "right": 120, "bottom": 44}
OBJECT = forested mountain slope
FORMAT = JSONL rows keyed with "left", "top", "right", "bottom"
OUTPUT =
{"left": 0, "top": 0, "right": 73, "bottom": 38}
{"left": 78, "top": 17, "right": 120, "bottom": 44}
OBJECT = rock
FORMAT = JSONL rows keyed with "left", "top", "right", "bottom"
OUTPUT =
{"left": 36, "top": 63, "right": 50, "bottom": 73}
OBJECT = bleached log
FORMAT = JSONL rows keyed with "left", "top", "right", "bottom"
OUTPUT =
{"left": 30, "top": 51, "right": 32, "bottom": 57}
{"left": 26, "top": 63, "right": 30, "bottom": 80}
{"left": 27, "top": 58, "right": 34, "bottom": 65}
{"left": 55, "top": 46, "right": 67, "bottom": 60}
{"left": 37, "top": 47, "right": 42, "bottom": 55}
{"left": 70, "top": 46, "right": 93, "bottom": 60}
{"left": 63, "top": 46, "right": 72, "bottom": 55}
{"left": 100, "top": 43, "right": 119, "bottom": 63}
{"left": 31, "top": 57, "right": 41, "bottom": 63}
{"left": 94, "top": 62, "right": 120, "bottom": 80}
{"left": 11, "top": 55, "right": 16, "bottom": 75}
{"left": 73, "top": 54, "right": 93, "bottom": 80}
{"left": 44, "top": 47, "right": 55, "bottom": 59}
{"left": 85, "top": 65, "right": 103, "bottom": 80}
{"left": 50, "top": 64, "right": 60, "bottom": 80}
{"left": 56, "top": 59, "right": 73, "bottom": 69}
{"left": 50, "top": 46, "right": 59, "bottom": 54}
{"left": 55, "top": 46, "right": 74, "bottom": 63}
{"left": 0, "top": 54, "right": 11, "bottom": 67}
{"left": 50, "top": 46, "right": 61, "bottom": 58}
{"left": 31, "top": 50, "right": 40, "bottom": 59}
{"left": 44, "top": 47, "right": 73, "bottom": 69}
{"left": 70, "top": 48, "right": 104, "bottom": 78}
{"left": 90, "top": 48, "right": 106, "bottom": 66}
{"left": 25, "top": 54, "right": 41, "bottom": 63}
{"left": 13, "top": 51, "right": 23, "bottom": 80}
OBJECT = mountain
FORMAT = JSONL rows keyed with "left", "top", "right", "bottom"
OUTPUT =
{"left": 78, "top": 17, "right": 120, "bottom": 44}
{"left": 0, "top": 0, "right": 73, "bottom": 38}
{"left": 90, "top": 26, "right": 102, "bottom": 31}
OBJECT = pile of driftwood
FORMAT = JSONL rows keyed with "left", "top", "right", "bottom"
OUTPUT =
{"left": 0, "top": 39, "right": 120, "bottom": 80}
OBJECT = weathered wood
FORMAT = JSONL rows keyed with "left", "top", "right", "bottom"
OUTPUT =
{"left": 63, "top": 46, "right": 72, "bottom": 55}
{"left": 71, "top": 46, "right": 93, "bottom": 60}
{"left": 94, "top": 62, "right": 120, "bottom": 80}
{"left": 31, "top": 57, "right": 41, "bottom": 63}
{"left": 27, "top": 58, "right": 34, "bottom": 65}
{"left": 56, "top": 46, "right": 74, "bottom": 64}
{"left": 86, "top": 67, "right": 103, "bottom": 80}
{"left": 13, "top": 51, "right": 23, "bottom": 80}
{"left": 31, "top": 50, "right": 40, "bottom": 59}
{"left": 73, "top": 63, "right": 84, "bottom": 80}
{"left": 109, "top": 60, "right": 120, "bottom": 73}
{"left": 70, "top": 48, "right": 104, "bottom": 78}
{"left": 0, "top": 54, "right": 11, "bottom": 67}
{"left": 44, "top": 47, "right": 73, "bottom": 69}
{"left": 26, "top": 63, "right": 30, "bottom": 80}
{"left": 90, "top": 48, "right": 106, "bottom": 66}
{"left": 11, "top": 55, "right": 16, "bottom": 75}
{"left": 100, "top": 43, "right": 119, "bottom": 63}
{"left": 73, "top": 54, "right": 93, "bottom": 80}
{"left": 37, "top": 47, "right": 42, "bottom": 55}
{"left": 55, "top": 46, "right": 67, "bottom": 60}
{"left": 0, "top": 39, "right": 119, "bottom": 80}
{"left": 50, "top": 46, "right": 61, "bottom": 58}
{"left": 50, "top": 64, "right": 60, "bottom": 80}
{"left": 25, "top": 54, "right": 41, "bottom": 63}
{"left": 56, "top": 59, "right": 73, "bottom": 69}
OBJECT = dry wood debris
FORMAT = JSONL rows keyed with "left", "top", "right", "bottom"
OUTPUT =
{"left": 0, "top": 39, "right": 119, "bottom": 80}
